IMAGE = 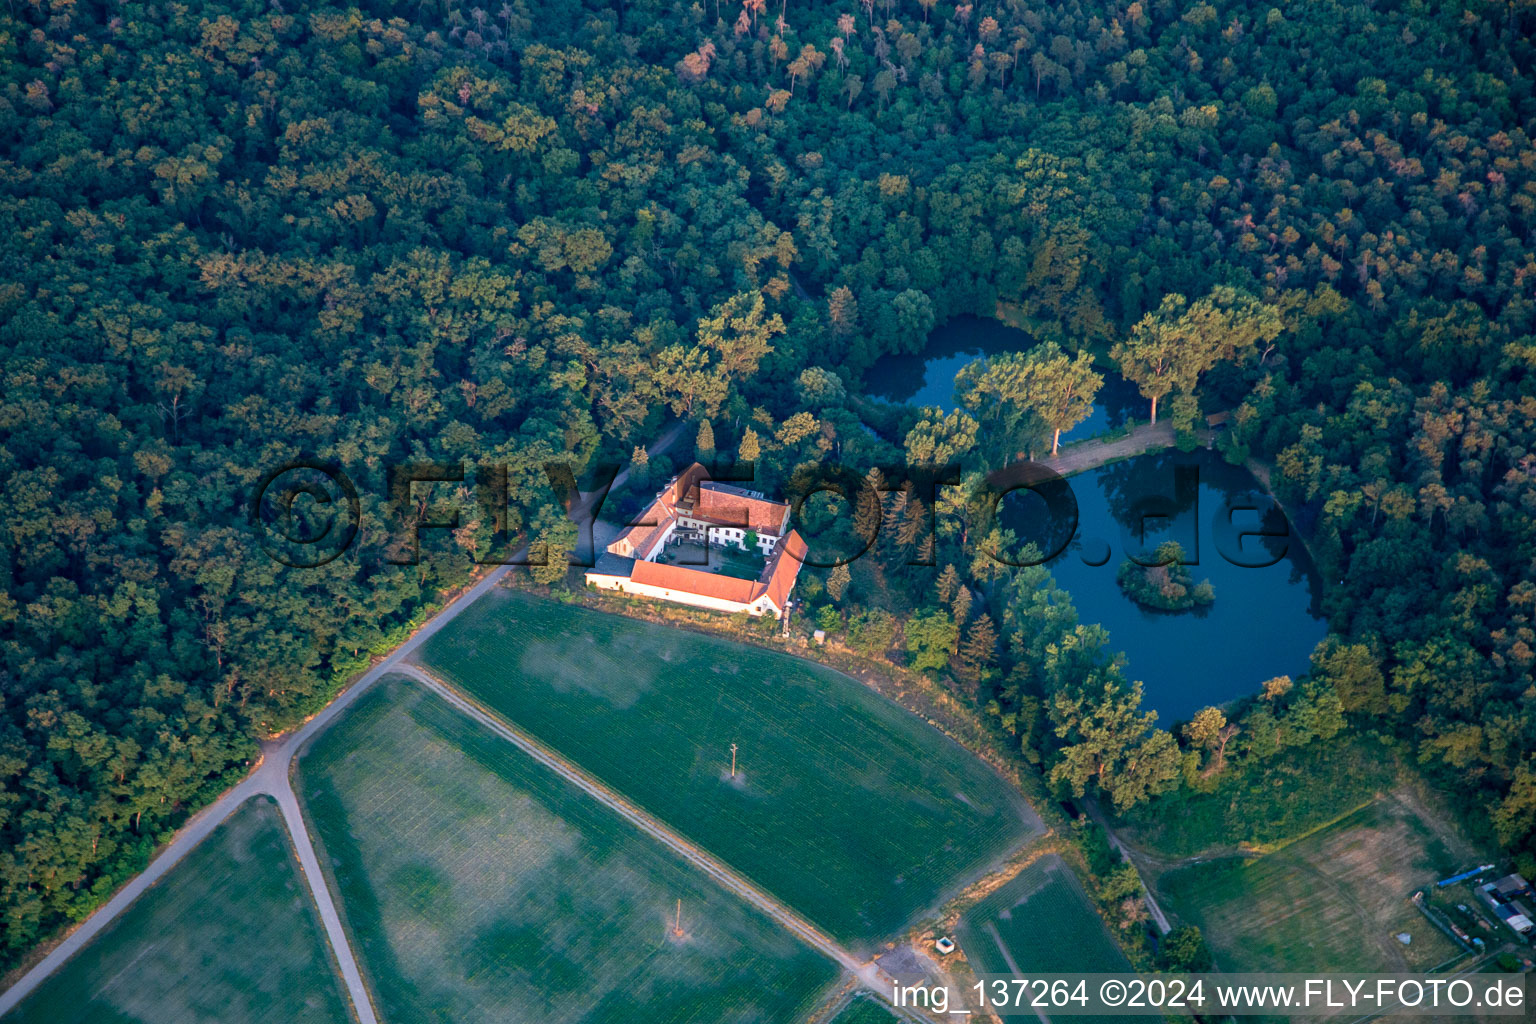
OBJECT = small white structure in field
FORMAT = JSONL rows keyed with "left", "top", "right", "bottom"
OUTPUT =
{"left": 813, "top": 629, "right": 826, "bottom": 644}
{"left": 934, "top": 937, "right": 956, "bottom": 954}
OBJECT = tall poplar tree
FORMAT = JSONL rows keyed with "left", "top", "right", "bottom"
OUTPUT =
{"left": 1029, "top": 343, "right": 1104, "bottom": 455}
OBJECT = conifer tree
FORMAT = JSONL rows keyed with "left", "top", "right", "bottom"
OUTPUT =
{"left": 936, "top": 563, "right": 962, "bottom": 604}
{"left": 951, "top": 585, "right": 972, "bottom": 626}
{"left": 827, "top": 563, "right": 851, "bottom": 601}
{"left": 827, "top": 286, "right": 859, "bottom": 334}
{"left": 957, "top": 613, "right": 999, "bottom": 682}
{"left": 896, "top": 485, "right": 927, "bottom": 551}
{"left": 853, "top": 466, "right": 885, "bottom": 547}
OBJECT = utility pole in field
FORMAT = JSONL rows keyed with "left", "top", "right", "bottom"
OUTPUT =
{"left": 673, "top": 899, "right": 685, "bottom": 938}
{"left": 730, "top": 743, "right": 738, "bottom": 778}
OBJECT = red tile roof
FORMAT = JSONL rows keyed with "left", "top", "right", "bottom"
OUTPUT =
{"left": 621, "top": 529, "right": 805, "bottom": 614}
{"left": 629, "top": 559, "right": 762, "bottom": 605}
{"left": 696, "top": 484, "right": 789, "bottom": 534}
{"left": 612, "top": 495, "right": 670, "bottom": 559}
{"left": 610, "top": 463, "right": 789, "bottom": 560}
{"left": 669, "top": 462, "right": 712, "bottom": 504}
{"left": 761, "top": 530, "right": 807, "bottom": 612}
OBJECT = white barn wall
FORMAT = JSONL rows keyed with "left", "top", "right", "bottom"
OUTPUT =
{"left": 583, "top": 575, "right": 781, "bottom": 618}
{"left": 612, "top": 580, "right": 777, "bottom": 617}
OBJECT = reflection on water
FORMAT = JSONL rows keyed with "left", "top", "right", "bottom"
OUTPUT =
{"left": 1064, "top": 376, "right": 1148, "bottom": 441}
{"left": 862, "top": 315, "right": 1027, "bottom": 409}
{"left": 862, "top": 315, "right": 1145, "bottom": 443}
{"left": 865, "top": 319, "right": 1323, "bottom": 719}
{"left": 1001, "top": 450, "right": 1327, "bottom": 723}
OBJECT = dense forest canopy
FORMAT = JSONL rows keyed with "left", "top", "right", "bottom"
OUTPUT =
{"left": 1, "top": 0, "right": 1533, "bottom": 966}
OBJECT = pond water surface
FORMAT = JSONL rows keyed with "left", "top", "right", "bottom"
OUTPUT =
{"left": 1000, "top": 449, "right": 1328, "bottom": 723}
{"left": 864, "top": 318, "right": 1326, "bottom": 720}
{"left": 862, "top": 315, "right": 1145, "bottom": 444}
{"left": 862, "top": 315, "right": 1026, "bottom": 410}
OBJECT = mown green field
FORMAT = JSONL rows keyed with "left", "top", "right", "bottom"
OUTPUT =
{"left": 958, "top": 855, "right": 1131, "bottom": 975}
{"left": 957, "top": 856, "right": 1141, "bottom": 1024}
{"left": 1157, "top": 797, "right": 1464, "bottom": 973}
{"left": 4, "top": 797, "right": 350, "bottom": 1024}
{"left": 296, "top": 676, "right": 838, "bottom": 1024}
{"left": 829, "top": 995, "right": 901, "bottom": 1024}
{"left": 415, "top": 588, "right": 1037, "bottom": 947}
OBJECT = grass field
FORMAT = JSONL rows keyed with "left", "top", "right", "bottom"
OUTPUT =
{"left": 414, "top": 588, "right": 1037, "bottom": 947}
{"left": 1116, "top": 734, "right": 1401, "bottom": 858}
{"left": 829, "top": 995, "right": 901, "bottom": 1024}
{"left": 956, "top": 856, "right": 1143, "bottom": 1024}
{"left": 3, "top": 797, "right": 350, "bottom": 1024}
{"left": 296, "top": 676, "right": 838, "bottom": 1024}
{"left": 1157, "top": 796, "right": 1467, "bottom": 973}
{"left": 957, "top": 855, "right": 1131, "bottom": 975}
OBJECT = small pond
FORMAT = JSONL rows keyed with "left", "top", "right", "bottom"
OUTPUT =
{"left": 862, "top": 315, "right": 1145, "bottom": 445}
{"left": 1000, "top": 449, "right": 1328, "bottom": 723}
{"left": 863, "top": 318, "right": 1326, "bottom": 720}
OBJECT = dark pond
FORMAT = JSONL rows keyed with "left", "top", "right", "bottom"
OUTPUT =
{"left": 862, "top": 315, "right": 1145, "bottom": 444}
{"left": 863, "top": 317, "right": 1326, "bottom": 719}
{"left": 862, "top": 315, "right": 1026, "bottom": 410}
{"left": 1000, "top": 449, "right": 1328, "bottom": 724}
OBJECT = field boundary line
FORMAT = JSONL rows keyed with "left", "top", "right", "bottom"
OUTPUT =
{"left": 979, "top": 923, "right": 1051, "bottom": 1024}
{"left": 270, "top": 782, "right": 380, "bottom": 1024}
{"left": 0, "top": 423, "right": 689, "bottom": 1017}
{"left": 0, "top": 561, "right": 518, "bottom": 1021}
{"left": 1240, "top": 796, "right": 1379, "bottom": 856}
{"left": 396, "top": 664, "right": 921, "bottom": 1014}
{"left": 0, "top": 780, "right": 260, "bottom": 1018}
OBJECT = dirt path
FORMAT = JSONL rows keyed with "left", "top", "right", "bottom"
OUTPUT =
{"left": 0, "top": 771, "right": 256, "bottom": 1017}
{"left": 269, "top": 774, "right": 379, "bottom": 1022}
{"left": 1041, "top": 420, "right": 1176, "bottom": 478}
{"left": 0, "top": 559, "right": 524, "bottom": 1021}
{"left": 1082, "top": 801, "right": 1172, "bottom": 935}
{"left": 0, "top": 432, "right": 680, "bottom": 1020}
{"left": 0, "top": 421, "right": 966, "bottom": 1024}
{"left": 978, "top": 922, "right": 1052, "bottom": 1023}
{"left": 396, "top": 665, "right": 917, "bottom": 1012}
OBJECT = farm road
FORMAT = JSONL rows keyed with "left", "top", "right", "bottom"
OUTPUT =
{"left": 0, "top": 559, "right": 521, "bottom": 1022}
{"left": 396, "top": 664, "right": 912, "bottom": 1009}
{"left": 0, "top": 425, "right": 688, "bottom": 1021}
